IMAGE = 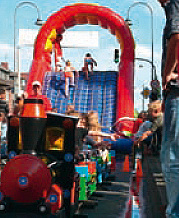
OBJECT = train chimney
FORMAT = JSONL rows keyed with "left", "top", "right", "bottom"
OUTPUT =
{"left": 19, "top": 98, "right": 47, "bottom": 155}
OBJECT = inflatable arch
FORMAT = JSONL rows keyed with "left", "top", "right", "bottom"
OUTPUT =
{"left": 27, "top": 3, "right": 135, "bottom": 119}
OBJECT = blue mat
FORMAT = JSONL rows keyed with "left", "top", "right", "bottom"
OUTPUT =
{"left": 42, "top": 71, "right": 118, "bottom": 129}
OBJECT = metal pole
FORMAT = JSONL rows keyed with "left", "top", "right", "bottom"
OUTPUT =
{"left": 126, "top": 2, "right": 154, "bottom": 81}
{"left": 17, "top": 47, "right": 20, "bottom": 93}
{"left": 142, "top": 84, "right": 144, "bottom": 111}
{"left": 14, "top": 1, "right": 42, "bottom": 93}
{"left": 14, "top": 7, "right": 17, "bottom": 74}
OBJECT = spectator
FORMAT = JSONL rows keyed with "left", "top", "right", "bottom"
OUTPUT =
{"left": 75, "top": 112, "right": 114, "bottom": 151}
{"left": 0, "top": 89, "right": 9, "bottom": 116}
{"left": 133, "top": 112, "right": 153, "bottom": 158}
{"left": 87, "top": 111, "right": 102, "bottom": 142}
{"left": 52, "top": 108, "right": 58, "bottom": 113}
{"left": 157, "top": 0, "right": 179, "bottom": 217}
{"left": 64, "top": 60, "right": 79, "bottom": 98}
{"left": 136, "top": 100, "right": 163, "bottom": 154}
{"left": 28, "top": 81, "right": 52, "bottom": 112}
{"left": 83, "top": 53, "right": 97, "bottom": 80}
{"left": 75, "top": 113, "right": 89, "bottom": 151}
{"left": 134, "top": 119, "right": 152, "bottom": 142}
{"left": 0, "top": 89, "right": 9, "bottom": 160}
{"left": 98, "top": 142, "right": 110, "bottom": 163}
{"left": 0, "top": 113, "right": 7, "bottom": 159}
{"left": 132, "top": 112, "right": 146, "bottom": 134}
{"left": 138, "top": 111, "right": 148, "bottom": 122}
{"left": 65, "top": 104, "right": 78, "bottom": 117}
{"left": 13, "top": 93, "right": 26, "bottom": 116}
{"left": 87, "top": 111, "right": 116, "bottom": 143}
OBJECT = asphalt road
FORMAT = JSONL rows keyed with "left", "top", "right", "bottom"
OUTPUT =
{"left": 76, "top": 160, "right": 131, "bottom": 218}
{"left": 76, "top": 153, "right": 167, "bottom": 218}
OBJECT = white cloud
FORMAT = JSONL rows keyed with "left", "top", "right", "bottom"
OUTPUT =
{"left": 0, "top": 43, "right": 33, "bottom": 72}
{"left": 0, "top": 44, "right": 13, "bottom": 50}
{"left": 135, "top": 43, "right": 162, "bottom": 81}
{"left": 135, "top": 44, "right": 161, "bottom": 60}
{"left": 0, "top": 44, "right": 14, "bottom": 70}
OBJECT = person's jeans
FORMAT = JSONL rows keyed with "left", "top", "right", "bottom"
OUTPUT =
{"left": 160, "top": 90, "right": 179, "bottom": 217}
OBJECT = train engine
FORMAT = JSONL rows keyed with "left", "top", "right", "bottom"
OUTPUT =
{"left": 0, "top": 98, "right": 79, "bottom": 217}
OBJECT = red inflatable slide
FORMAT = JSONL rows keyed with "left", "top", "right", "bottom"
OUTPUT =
{"left": 26, "top": 3, "right": 135, "bottom": 119}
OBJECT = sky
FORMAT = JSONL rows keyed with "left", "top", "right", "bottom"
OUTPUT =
{"left": 0, "top": 0, "right": 166, "bottom": 112}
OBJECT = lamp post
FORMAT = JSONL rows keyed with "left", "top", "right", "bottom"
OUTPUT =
{"left": 142, "top": 84, "right": 145, "bottom": 111}
{"left": 125, "top": 2, "right": 154, "bottom": 81}
{"left": 14, "top": 1, "right": 43, "bottom": 94}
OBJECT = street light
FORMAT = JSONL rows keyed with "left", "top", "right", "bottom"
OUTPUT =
{"left": 125, "top": 2, "right": 154, "bottom": 81}
{"left": 135, "top": 58, "right": 160, "bottom": 108}
{"left": 135, "top": 57, "right": 157, "bottom": 80}
{"left": 14, "top": 1, "right": 43, "bottom": 93}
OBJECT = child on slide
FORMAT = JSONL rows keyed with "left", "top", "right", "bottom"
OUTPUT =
{"left": 64, "top": 60, "right": 79, "bottom": 97}
{"left": 83, "top": 53, "right": 97, "bottom": 80}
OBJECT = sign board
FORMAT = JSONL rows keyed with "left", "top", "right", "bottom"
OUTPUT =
{"left": 143, "top": 89, "right": 150, "bottom": 97}
{"left": 61, "top": 31, "right": 98, "bottom": 48}
{"left": 19, "top": 29, "right": 99, "bottom": 48}
{"left": 19, "top": 29, "right": 38, "bottom": 46}
{"left": 141, "top": 87, "right": 150, "bottom": 99}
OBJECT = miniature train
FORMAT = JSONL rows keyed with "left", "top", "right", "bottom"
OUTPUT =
{"left": 0, "top": 98, "right": 116, "bottom": 217}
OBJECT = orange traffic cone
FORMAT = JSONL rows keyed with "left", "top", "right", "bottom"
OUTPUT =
{"left": 136, "top": 159, "right": 143, "bottom": 178}
{"left": 123, "top": 155, "right": 130, "bottom": 172}
{"left": 136, "top": 159, "right": 143, "bottom": 192}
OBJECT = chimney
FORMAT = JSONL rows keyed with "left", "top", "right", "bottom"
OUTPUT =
{"left": 1, "top": 62, "right": 9, "bottom": 70}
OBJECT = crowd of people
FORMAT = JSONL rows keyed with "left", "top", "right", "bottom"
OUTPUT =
{"left": 64, "top": 100, "right": 163, "bottom": 164}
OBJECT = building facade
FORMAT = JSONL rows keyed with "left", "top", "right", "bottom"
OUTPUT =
{"left": 0, "top": 62, "right": 18, "bottom": 113}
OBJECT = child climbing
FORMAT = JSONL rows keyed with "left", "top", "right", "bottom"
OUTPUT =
{"left": 64, "top": 60, "right": 79, "bottom": 98}
{"left": 83, "top": 53, "right": 97, "bottom": 80}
